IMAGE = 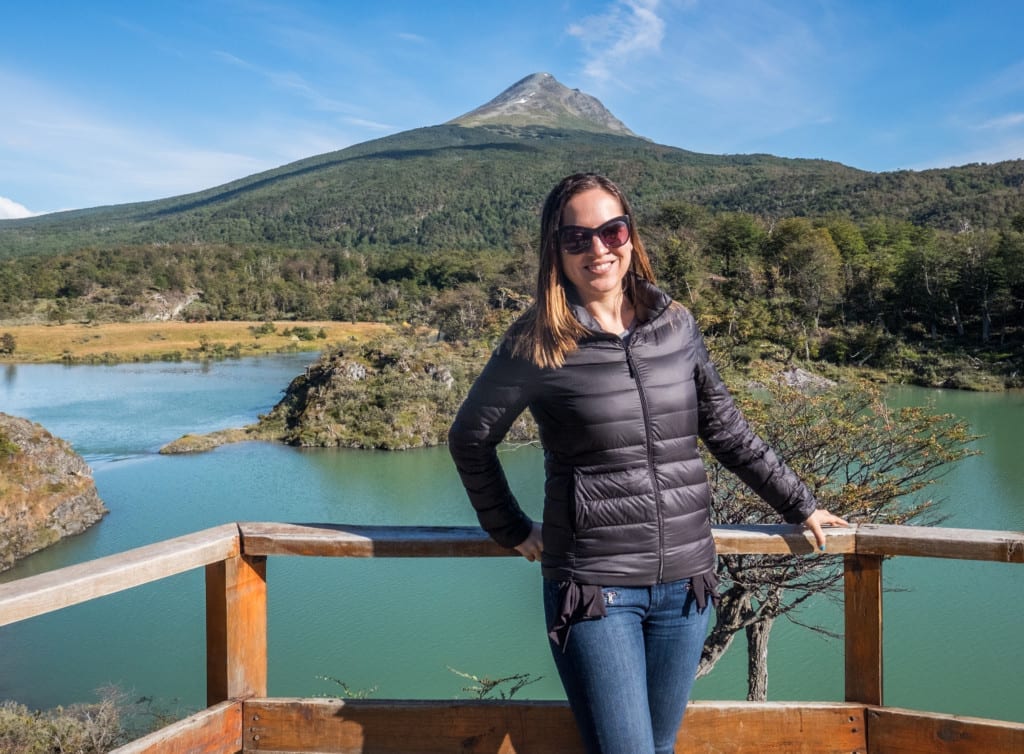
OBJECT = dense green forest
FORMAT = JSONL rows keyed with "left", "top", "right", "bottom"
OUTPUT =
{"left": 1, "top": 124, "right": 1022, "bottom": 388}
{"left": 2, "top": 202, "right": 1022, "bottom": 388}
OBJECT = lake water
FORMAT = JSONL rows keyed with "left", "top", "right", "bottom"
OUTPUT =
{"left": 0, "top": 357, "right": 1021, "bottom": 723}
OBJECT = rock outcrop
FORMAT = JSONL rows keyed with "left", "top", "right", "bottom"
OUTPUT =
{"left": 0, "top": 413, "right": 108, "bottom": 572}
{"left": 161, "top": 331, "right": 536, "bottom": 454}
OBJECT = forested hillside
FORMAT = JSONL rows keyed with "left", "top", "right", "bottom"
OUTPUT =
{"left": 1, "top": 124, "right": 1022, "bottom": 258}
{"left": 1, "top": 97, "right": 1022, "bottom": 389}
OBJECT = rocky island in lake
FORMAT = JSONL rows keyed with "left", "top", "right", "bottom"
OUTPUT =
{"left": 0, "top": 413, "right": 107, "bottom": 571}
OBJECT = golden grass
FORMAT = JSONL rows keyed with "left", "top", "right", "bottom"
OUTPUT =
{"left": 0, "top": 320, "right": 391, "bottom": 363}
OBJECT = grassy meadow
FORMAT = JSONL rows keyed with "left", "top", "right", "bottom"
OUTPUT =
{"left": 0, "top": 320, "right": 391, "bottom": 363}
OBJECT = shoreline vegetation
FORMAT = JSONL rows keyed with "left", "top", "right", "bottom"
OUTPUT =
{"left": 1, "top": 318, "right": 1015, "bottom": 457}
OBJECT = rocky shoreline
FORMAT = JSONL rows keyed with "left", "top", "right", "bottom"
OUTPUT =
{"left": 0, "top": 413, "right": 107, "bottom": 572}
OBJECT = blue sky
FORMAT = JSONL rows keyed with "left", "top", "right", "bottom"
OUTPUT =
{"left": 2, "top": 0, "right": 1023, "bottom": 218}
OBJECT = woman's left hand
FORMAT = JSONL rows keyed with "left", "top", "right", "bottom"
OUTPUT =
{"left": 513, "top": 522, "right": 544, "bottom": 563}
{"left": 803, "top": 509, "right": 850, "bottom": 551}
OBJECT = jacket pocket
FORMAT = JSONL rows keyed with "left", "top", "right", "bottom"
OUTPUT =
{"left": 572, "top": 465, "right": 655, "bottom": 531}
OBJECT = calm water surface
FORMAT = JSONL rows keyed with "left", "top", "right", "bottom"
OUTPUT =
{"left": 0, "top": 358, "right": 1020, "bottom": 722}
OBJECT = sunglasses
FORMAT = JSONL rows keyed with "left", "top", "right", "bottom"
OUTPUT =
{"left": 557, "top": 215, "right": 631, "bottom": 255}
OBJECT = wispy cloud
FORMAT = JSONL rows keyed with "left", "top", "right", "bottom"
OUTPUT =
{"left": 0, "top": 69, "right": 340, "bottom": 210}
{"left": 213, "top": 51, "right": 365, "bottom": 115}
{"left": 915, "top": 131, "right": 1024, "bottom": 170}
{"left": 0, "top": 196, "right": 36, "bottom": 219}
{"left": 343, "top": 117, "right": 396, "bottom": 131}
{"left": 568, "top": 0, "right": 666, "bottom": 84}
{"left": 974, "top": 113, "right": 1024, "bottom": 130}
{"left": 396, "top": 32, "right": 428, "bottom": 44}
{"left": 969, "top": 59, "right": 1024, "bottom": 103}
{"left": 934, "top": 59, "right": 1024, "bottom": 166}
{"left": 566, "top": 1, "right": 843, "bottom": 151}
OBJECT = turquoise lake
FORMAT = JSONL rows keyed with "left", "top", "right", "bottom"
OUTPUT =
{"left": 0, "top": 356, "right": 1021, "bottom": 723}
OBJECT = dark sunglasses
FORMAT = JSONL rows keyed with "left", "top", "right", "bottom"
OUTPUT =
{"left": 557, "top": 215, "right": 631, "bottom": 255}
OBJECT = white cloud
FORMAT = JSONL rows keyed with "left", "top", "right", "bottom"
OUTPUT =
{"left": 568, "top": 0, "right": 667, "bottom": 83}
{"left": 0, "top": 68, "right": 360, "bottom": 210}
{"left": 570, "top": 1, "right": 843, "bottom": 152}
{"left": 915, "top": 137, "right": 1024, "bottom": 170}
{"left": 0, "top": 196, "right": 36, "bottom": 219}
{"left": 0, "top": 72, "right": 267, "bottom": 208}
{"left": 396, "top": 32, "right": 428, "bottom": 44}
{"left": 343, "top": 117, "right": 396, "bottom": 131}
{"left": 975, "top": 113, "right": 1024, "bottom": 130}
{"left": 213, "top": 51, "right": 358, "bottom": 114}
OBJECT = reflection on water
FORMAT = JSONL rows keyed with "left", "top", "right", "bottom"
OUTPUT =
{"left": 0, "top": 359, "right": 1020, "bottom": 723}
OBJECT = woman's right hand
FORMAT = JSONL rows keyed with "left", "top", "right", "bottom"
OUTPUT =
{"left": 513, "top": 522, "right": 543, "bottom": 562}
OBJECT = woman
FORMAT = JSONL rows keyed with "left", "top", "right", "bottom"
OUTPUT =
{"left": 448, "top": 173, "right": 847, "bottom": 754}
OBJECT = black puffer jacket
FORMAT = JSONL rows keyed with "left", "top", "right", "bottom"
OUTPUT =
{"left": 448, "top": 279, "right": 817, "bottom": 586}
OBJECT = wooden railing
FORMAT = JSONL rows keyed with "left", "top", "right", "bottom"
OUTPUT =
{"left": 1, "top": 522, "right": 1022, "bottom": 753}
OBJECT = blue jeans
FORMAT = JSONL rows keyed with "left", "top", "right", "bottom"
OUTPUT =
{"left": 543, "top": 577, "right": 711, "bottom": 754}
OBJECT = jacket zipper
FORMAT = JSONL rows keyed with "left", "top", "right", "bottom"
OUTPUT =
{"left": 623, "top": 341, "right": 666, "bottom": 583}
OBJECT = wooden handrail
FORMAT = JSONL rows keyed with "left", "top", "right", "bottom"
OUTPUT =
{"left": 855, "top": 523, "right": 1024, "bottom": 561}
{"left": 4, "top": 523, "right": 1022, "bottom": 628}
{"left": 0, "top": 523, "right": 240, "bottom": 627}
{"left": 1, "top": 522, "right": 1020, "bottom": 754}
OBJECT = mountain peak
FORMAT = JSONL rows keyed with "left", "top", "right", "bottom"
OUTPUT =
{"left": 447, "top": 72, "right": 636, "bottom": 136}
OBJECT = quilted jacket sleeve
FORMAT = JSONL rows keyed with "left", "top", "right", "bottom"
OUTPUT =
{"left": 448, "top": 346, "right": 535, "bottom": 549}
{"left": 690, "top": 319, "right": 817, "bottom": 524}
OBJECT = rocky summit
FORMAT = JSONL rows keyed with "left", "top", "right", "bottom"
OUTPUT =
{"left": 448, "top": 72, "right": 636, "bottom": 135}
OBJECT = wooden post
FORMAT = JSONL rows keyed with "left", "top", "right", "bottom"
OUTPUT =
{"left": 844, "top": 553, "right": 883, "bottom": 705}
{"left": 206, "top": 554, "right": 268, "bottom": 705}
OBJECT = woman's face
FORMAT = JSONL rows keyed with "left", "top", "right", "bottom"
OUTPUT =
{"left": 558, "top": 188, "right": 632, "bottom": 307}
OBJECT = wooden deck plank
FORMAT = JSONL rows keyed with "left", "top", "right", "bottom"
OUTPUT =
{"left": 242, "top": 698, "right": 581, "bottom": 753}
{"left": 240, "top": 699, "right": 867, "bottom": 753}
{"left": 680, "top": 701, "right": 867, "bottom": 753}
{"left": 110, "top": 700, "right": 242, "bottom": 754}
{"left": 713, "top": 524, "right": 856, "bottom": 555}
{"left": 0, "top": 524, "right": 240, "bottom": 626}
{"left": 867, "top": 707, "right": 1024, "bottom": 753}
{"left": 238, "top": 523, "right": 514, "bottom": 558}
{"left": 237, "top": 522, "right": 856, "bottom": 559}
{"left": 855, "top": 524, "right": 1024, "bottom": 562}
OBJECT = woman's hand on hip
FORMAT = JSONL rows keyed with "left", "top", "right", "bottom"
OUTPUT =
{"left": 514, "top": 522, "right": 544, "bottom": 562}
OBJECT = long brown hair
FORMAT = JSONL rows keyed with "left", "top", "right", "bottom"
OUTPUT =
{"left": 511, "top": 173, "right": 657, "bottom": 368}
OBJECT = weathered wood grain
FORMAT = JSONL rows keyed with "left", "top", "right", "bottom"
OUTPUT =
{"left": 845, "top": 554, "right": 884, "bottom": 705}
{"left": 109, "top": 701, "right": 242, "bottom": 754}
{"left": 207, "top": 555, "right": 268, "bottom": 704}
{"left": 0, "top": 524, "right": 239, "bottom": 626}
{"left": 239, "top": 699, "right": 868, "bottom": 753}
{"left": 866, "top": 706, "right": 1024, "bottom": 753}
{"left": 237, "top": 521, "right": 857, "bottom": 558}
{"left": 856, "top": 524, "right": 1024, "bottom": 562}
{"left": 238, "top": 522, "right": 514, "bottom": 558}
{"left": 713, "top": 523, "right": 856, "bottom": 555}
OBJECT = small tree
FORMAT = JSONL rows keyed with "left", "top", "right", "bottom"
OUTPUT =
{"left": 0, "top": 332, "right": 16, "bottom": 355}
{"left": 699, "top": 376, "right": 976, "bottom": 700}
{"left": 430, "top": 283, "right": 491, "bottom": 343}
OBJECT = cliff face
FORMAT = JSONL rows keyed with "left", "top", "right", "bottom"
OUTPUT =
{"left": 0, "top": 413, "right": 108, "bottom": 572}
